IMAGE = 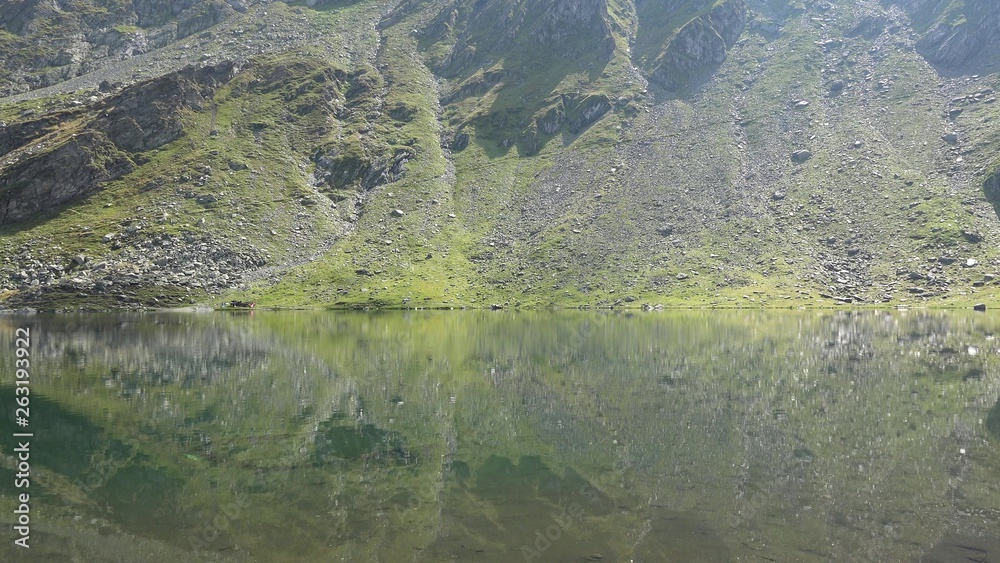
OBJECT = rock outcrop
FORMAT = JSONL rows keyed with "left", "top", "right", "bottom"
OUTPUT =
{"left": 530, "top": 0, "right": 613, "bottom": 49}
{"left": 899, "top": 0, "right": 1000, "bottom": 70}
{"left": 519, "top": 93, "right": 612, "bottom": 155}
{"left": 0, "top": 0, "right": 241, "bottom": 96}
{"left": 425, "top": 0, "right": 615, "bottom": 78}
{"left": 647, "top": 0, "right": 747, "bottom": 90}
{"left": 0, "top": 62, "right": 241, "bottom": 224}
{"left": 98, "top": 61, "right": 241, "bottom": 151}
{"left": 0, "top": 132, "right": 133, "bottom": 225}
{"left": 983, "top": 164, "right": 1000, "bottom": 205}
{"left": 312, "top": 147, "right": 412, "bottom": 191}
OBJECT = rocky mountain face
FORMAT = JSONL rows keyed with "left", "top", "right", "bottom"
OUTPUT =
{"left": 637, "top": 0, "right": 747, "bottom": 89}
{"left": 0, "top": 62, "right": 241, "bottom": 224}
{"left": 1, "top": 0, "right": 1000, "bottom": 310}
{"left": 899, "top": 0, "right": 1000, "bottom": 71}
{"left": 0, "top": 0, "right": 248, "bottom": 97}
{"left": 426, "top": 0, "right": 616, "bottom": 76}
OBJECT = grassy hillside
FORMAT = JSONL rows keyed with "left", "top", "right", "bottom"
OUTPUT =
{"left": 1, "top": 0, "right": 1000, "bottom": 310}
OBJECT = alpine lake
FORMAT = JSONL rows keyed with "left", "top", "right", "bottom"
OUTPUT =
{"left": 1, "top": 310, "right": 999, "bottom": 562}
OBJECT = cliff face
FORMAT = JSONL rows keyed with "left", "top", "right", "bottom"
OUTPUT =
{"left": 423, "top": 0, "right": 616, "bottom": 78}
{"left": 0, "top": 131, "right": 132, "bottom": 225}
{"left": 0, "top": 0, "right": 242, "bottom": 96}
{"left": 897, "top": 0, "right": 1000, "bottom": 71}
{"left": 644, "top": 0, "right": 747, "bottom": 90}
{"left": 0, "top": 62, "right": 240, "bottom": 224}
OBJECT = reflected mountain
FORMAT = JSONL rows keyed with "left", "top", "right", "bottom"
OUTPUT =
{"left": 0, "top": 310, "right": 997, "bottom": 561}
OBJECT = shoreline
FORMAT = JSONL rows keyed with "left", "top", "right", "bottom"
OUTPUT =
{"left": 0, "top": 301, "right": 991, "bottom": 314}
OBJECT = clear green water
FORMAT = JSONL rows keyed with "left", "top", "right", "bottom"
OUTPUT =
{"left": 0, "top": 310, "right": 998, "bottom": 562}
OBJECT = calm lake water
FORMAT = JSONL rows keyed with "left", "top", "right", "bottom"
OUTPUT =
{"left": 0, "top": 310, "right": 999, "bottom": 562}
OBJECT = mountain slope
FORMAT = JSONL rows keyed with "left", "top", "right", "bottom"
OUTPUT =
{"left": 1, "top": 0, "right": 1000, "bottom": 310}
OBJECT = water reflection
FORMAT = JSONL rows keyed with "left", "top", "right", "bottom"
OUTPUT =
{"left": 0, "top": 310, "right": 998, "bottom": 562}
